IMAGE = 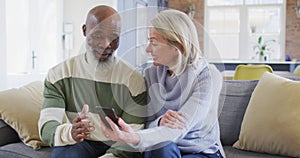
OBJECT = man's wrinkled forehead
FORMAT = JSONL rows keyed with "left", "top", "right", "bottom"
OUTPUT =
{"left": 91, "top": 20, "right": 120, "bottom": 34}
{"left": 88, "top": 14, "right": 121, "bottom": 33}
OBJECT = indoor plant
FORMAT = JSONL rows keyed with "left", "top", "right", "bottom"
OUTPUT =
{"left": 253, "top": 36, "right": 275, "bottom": 61}
{"left": 186, "top": 2, "right": 195, "bottom": 19}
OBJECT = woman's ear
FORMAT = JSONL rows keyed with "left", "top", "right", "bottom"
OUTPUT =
{"left": 82, "top": 24, "right": 87, "bottom": 37}
{"left": 175, "top": 42, "right": 184, "bottom": 53}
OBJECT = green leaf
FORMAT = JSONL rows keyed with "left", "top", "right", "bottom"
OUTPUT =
{"left": 258, "top": 36, "right": 262, "bottom": 44}
{"left": 260, "top": 50, "right": 264, "bottom": 56}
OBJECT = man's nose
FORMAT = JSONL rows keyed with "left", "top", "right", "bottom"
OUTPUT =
{"left": 98, "top": 38, "right": 111, "bottom": 48}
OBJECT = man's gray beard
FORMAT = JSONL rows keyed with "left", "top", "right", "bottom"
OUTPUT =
{"left": 85, "top": 44, "right": 114, "bottom": 63}
{"left": 86, "top": 50, "right": 114, "bottom": 64}
{"left": 98, "top": 53, "right": 113, "bottom": 62}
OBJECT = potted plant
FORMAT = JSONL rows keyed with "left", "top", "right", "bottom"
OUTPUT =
{"left": 253, "top": 36, "right": 275, "bottom": 61}
{"left": 186, "top": 2, "right": 195, "bottom": 19}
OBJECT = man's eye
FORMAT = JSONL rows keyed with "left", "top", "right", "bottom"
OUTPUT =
{"left": 92, "top": 35, "right": 101, "bottom": 40}
{"left": 111, "top": 37, "right": 119, "bottom": 42}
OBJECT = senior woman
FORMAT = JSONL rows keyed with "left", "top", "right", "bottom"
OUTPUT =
{"left": 99, "top": 9, "right": 225, "bottom": 158}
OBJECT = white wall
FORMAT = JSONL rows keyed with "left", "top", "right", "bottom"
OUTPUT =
{"left": 0, "top": 0, "right": 7, "bottom": 90}
{"left": 63, "top": 0, "right": 117, "bottom": 57}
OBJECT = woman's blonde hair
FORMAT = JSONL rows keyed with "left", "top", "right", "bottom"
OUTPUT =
{"left": 150, "top": 9, "right": 201, "bottom": 75}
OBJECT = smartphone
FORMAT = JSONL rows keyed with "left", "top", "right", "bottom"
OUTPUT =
{"left": 95, "top": 106, "right": 120, "bottom": 129}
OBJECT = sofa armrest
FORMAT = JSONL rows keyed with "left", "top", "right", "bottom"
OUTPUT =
{"left": 0, "top": 119, "right": 21, "bottom": 146}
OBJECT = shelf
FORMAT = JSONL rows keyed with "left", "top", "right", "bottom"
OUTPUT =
{"left": 209, "top": 60, "right": 300, "bottom": 72}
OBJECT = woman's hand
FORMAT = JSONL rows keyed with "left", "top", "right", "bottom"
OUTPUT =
{"left": 99, "top": 116, "right": 140, "bottom": 145}
{"left": 159, "top": 110, "right": 184, "bottom": 129}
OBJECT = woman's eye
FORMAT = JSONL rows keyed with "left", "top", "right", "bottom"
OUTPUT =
{"left": 151, "top": 42, "right": 158, "bottom": 46}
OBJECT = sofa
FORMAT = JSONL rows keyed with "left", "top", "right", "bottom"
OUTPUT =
{"left": 0, "top": 73, "right": 299, "bottom": 158}
{"left": 219, "top": 80, "right": 292, "bottom": 158}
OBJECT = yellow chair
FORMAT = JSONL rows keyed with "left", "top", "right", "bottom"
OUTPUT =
{"left": 293, "top": 65, "right": 300, "bottom": 76}
{"left": 233, "top": 64, "right": 273, "bottom": 80}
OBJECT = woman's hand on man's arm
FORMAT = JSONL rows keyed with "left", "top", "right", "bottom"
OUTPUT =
{"left": 159, "top": 109, "right": 184, "bottom": 129}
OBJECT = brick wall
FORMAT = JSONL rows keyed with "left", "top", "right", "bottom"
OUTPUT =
{"left": 286, "top": 0, "right": 300, "bottom": 60}
{"left": 169, "top": 0, "right": 300, "bottom": 60}
{"left": 169, "top": 0, "right": 205, "bottom": 55}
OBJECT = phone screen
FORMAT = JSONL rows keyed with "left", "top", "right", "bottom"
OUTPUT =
{"left": 95, "top": 106, "right": 119, "bottom": 129}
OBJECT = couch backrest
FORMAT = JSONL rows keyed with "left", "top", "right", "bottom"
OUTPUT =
{"left": 218, "top": 80, "right": 258, "bottom": 146}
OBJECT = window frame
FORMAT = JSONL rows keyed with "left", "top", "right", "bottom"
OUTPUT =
{"left": 204, "top": 0, "right": 286, "bottom": 61}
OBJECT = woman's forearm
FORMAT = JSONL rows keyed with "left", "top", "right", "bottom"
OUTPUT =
{"left": 128, "top": 132, "right": 141, "bottom": 145}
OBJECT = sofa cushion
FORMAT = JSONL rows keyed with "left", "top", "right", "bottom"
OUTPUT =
{"left": 0, "top": 119, "right": 20, "bottom": 146}
{"left": 0, "top": 119, "right": 7, "bottom": 128}
{"left": 0, "top": 81, "right": 47, "bottom": 149}
{"left": 218, "top": 80, "right": 258, "bottom": 146}
{"left": 223, "top": 146, "right": 292, "bottom": 158}
{"left": 0, "top": 142, "right": 51, "bottom": 158}
{"left": 233, "top": 72, "right": 300, "bottom": 157}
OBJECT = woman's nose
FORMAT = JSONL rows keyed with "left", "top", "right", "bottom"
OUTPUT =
{"left": 145, "top": 44, "right": 151, "bottom": 53}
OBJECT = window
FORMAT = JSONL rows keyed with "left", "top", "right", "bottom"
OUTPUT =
{"left": 136, "top": 2, "right": 150, "bottom": 70}
{"left": 6, "top": 0, "right": 62, "bottom": 74}
{"left": 3, "top": 0, "right": 63, "bottom": 89}
{"left": 204, "top": 0, "right": 285, "bottom": 61}
{"left": 117, "top": 0, "right": 160, "bottom": 73}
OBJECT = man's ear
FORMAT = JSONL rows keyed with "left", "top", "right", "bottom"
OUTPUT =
{"left": 82, "top": 24, "right": 87, "bottom": 37}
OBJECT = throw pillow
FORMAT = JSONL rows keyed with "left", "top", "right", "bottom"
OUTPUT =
{"left": 233, "top": 72, "right": 300, "bottom": 157}
{"left": 218, "top": 80, "right": 258, "bottom": 146}
{"left": 0, "top": 81, "right": 47, "bottom": 149}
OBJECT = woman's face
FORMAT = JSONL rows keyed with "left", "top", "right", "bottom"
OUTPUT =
{"left": 145, "top": 28, "right": 178, "bottom": 67}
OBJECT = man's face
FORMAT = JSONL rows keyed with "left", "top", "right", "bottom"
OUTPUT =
{"left": 86, "top": 18, "right": 120, "bottom": 61}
